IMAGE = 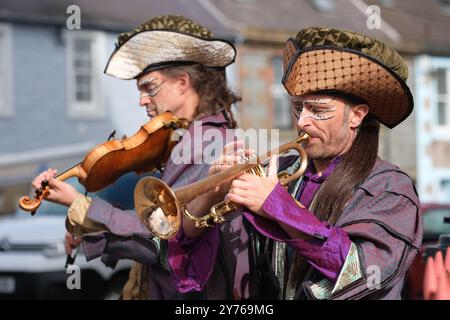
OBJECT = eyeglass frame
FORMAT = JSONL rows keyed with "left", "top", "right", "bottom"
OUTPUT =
{"left": 138, "top": 77, "right": 166, "bottom": 99}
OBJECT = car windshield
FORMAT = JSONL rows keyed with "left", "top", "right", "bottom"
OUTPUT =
{"left": 17, "top": 172, "right": 158, "bottom": 215}
{"left": 423, "top": 207, "right": 450, "bottom": 240}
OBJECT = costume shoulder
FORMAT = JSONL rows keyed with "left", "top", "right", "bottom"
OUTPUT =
{"left": 338, "top": 158, "right": 422, "bottom": 249}
{"left": 360, "top": 158, "right": 419, "bottom": 208}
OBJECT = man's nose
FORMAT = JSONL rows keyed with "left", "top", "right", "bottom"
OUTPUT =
{"left": 139, "top": 94, "right": 151, "bottom": 107}
{"left": 297, "top": 115, "right": 313, "bottom": 131}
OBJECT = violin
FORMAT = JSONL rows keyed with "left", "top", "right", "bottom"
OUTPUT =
{"left": 19, "top": 112, "right": 190, "bottom": 215}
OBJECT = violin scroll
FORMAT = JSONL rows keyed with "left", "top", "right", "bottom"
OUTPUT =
{"left": 18, "top": 180, "right": 51, "bottom": 215}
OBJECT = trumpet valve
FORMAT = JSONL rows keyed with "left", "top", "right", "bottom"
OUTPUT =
{"left": 199, "top": 220, "right": 212, "bottom": 228}
{"left": 213, "top": 215, "right": 225, "bottom": 224}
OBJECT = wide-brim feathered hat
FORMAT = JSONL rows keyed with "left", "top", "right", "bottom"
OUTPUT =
{"left": 282, "top": 27, "right": 414, "bottom": 128}
{"left": 104, "top": 14, "right": 236, "bottom": 80}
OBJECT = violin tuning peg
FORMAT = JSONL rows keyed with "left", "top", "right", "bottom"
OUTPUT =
{"left": 107, "top": 130, "right": 116, "bottom": 141}
{"left": 122, "top": 134, "right": 127, "bottom": 140}
{"left": 163, "top": 121, "right": 174, "bottom": 129}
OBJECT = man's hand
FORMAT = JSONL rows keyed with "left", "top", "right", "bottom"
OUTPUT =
{"left": 225, "top": 155, "right": 279, "bottom": 217}
{"left": 207, "top": 140, "right": 254, "bottom": 198}
{"left": 208, "top": 140, "right": 248, "bottom": 176}
{"left": 32, "top": 168, "right": 80, "bottom": 207}
{"left": 64, "top": 232, "right": 81, "bottom": 255}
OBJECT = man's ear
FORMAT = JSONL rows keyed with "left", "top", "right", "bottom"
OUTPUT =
{"left": 178, "top": 72, "right": 190, "bottom": 94}
{"left": 349, "top": 104, "right": 369, "bottom": 129}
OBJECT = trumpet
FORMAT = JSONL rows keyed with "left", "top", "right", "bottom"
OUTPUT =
{"left": 134, "top": 132, "right": 310, "bottom": 239}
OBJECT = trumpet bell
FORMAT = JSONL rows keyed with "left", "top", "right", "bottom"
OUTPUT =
{"left": 134, "top": 176, "right": 181, "bottom": 240}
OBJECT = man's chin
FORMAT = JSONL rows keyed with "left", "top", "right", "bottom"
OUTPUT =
{"left": 147, "top": 111, "right": 158, "bottom": 118}
{"left": 304, "top": 145, "right": 323, "bottom": 160}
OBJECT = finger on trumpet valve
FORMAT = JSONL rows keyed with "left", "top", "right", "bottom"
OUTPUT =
{"left": 237, "top": 149, "right": 247, "bottom": 164}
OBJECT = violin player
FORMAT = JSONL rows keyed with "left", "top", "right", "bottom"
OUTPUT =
{"left": 30, "top": 15, "right": 240, "bottom": 299}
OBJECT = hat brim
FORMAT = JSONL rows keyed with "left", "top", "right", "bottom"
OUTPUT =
{"left": 105, "top": 30, "right": 236, "bottom": 80}
{"left": 282, "top": 45, "right": 414, "bottom": 128}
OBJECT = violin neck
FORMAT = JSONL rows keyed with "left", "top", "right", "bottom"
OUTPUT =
{"left": 56, "top": 164, "right": 85, "bottom": 181}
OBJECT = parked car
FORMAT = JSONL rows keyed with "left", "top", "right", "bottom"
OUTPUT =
{"left": 0, "top": 172, "right": 153, "bottom": 300}
{"left": 404, "top": 204, "right": 450, "bottom": 299}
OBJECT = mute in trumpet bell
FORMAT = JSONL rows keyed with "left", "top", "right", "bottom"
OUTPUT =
{"left": 134, "top": 177, "right": 181, "bottom": 240}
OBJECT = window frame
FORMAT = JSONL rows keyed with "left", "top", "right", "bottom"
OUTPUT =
{"left": 271, "top": 56, "right": 293, "bottom": 130}
{"left": 435, "top": 67, "right": 450, "bottom": 129}
{"left": 65, "top": 30, "right": 106, "bottom": 119}
{"left": 0, "top": 23, "right": 14, "bottom": 118}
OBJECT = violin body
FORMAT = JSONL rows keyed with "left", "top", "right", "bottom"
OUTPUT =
{"left": 19, "top": 112, "right": 189, "bottom": 214}
{"left": 78, "top": 112, "right": 188, "bottom": 192}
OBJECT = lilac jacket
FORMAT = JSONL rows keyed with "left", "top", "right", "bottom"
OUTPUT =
{"left": 80, "top": 112, "right": 233, "bottom": 299}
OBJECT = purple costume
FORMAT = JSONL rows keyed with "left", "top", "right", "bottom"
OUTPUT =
{"left": 80, "top": 117, "right": 423, "bottom": 299}
{"left": 168, "top": 156, "right": 423, "bottom": 299}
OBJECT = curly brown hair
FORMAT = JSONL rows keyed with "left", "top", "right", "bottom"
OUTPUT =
{"left": 159, "top": 64, "right": 241, "bottom": 128}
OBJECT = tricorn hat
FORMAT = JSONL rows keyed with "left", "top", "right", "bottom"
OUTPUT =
{"left": 104, "top": 14, "right": 236, "bottom": 80}
{"left": 282, "top": 27, "right": 414, "bottom": 128}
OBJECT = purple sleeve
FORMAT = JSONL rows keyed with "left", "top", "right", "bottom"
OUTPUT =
{"left": 167, "top": 124, "right": 235, "bottom": 293}
{"left": 243, "top": 182, "right": 351, "bottom": 281}
{"left": 86, "top": 198, "right": 149, "bottom": 237}
{"left": 168, "top": 225, "right": 220, "bottom": 293}
{"left": 81, "top": 198, "right": 155, "bottom": 265}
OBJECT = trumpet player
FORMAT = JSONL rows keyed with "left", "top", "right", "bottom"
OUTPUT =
{"left": 169, "top": 27, "right": 423, "bottom": 300}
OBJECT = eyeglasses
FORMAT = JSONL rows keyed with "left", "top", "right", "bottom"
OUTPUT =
{"left": 291, "top": 96, "right": 337, "bottom": 122}
{"left": 138, "top": 78, "right": 166, "bottom": 99}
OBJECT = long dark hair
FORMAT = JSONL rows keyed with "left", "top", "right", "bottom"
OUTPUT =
{"left": 160, "top": 64, "right": 241, "bottom": 128}
{"left": 310, "top": 113, "right": 380, "bottom": 225}
{"left": 287, "top": 102, "right": 380, "bottom": 296}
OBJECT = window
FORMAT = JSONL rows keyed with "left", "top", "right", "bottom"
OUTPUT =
{"left": 271, "top": 57, "right": 292, "bottom": 130}
{"left": 423, "top": 206, "right": 450, "bottom": 241}
{"left": 434, "top": 68, "right": 450, "bottom": 127}
{"left": 0, "top": 24, "right": 13, "bottom": 117}
{"left": 379, "top": 0, "right": 394, "bottom": 7}
{"left": 309, "top": 0, "right": 336, "bottom": 12}
{"left": 66, "top": 30, "right": 105, "bottom": 119}
{"left": 437, "top": 0, "right": 450, "bottom": 14}
{"left": 442, "top": 179, "right": 450, "bottom": 202}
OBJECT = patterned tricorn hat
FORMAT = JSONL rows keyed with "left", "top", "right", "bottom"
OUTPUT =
{"left": 282, "top": 27, "right": 414, "bottom": 128}
{"left": 104, "top": 15, "right": 236, "bottom": 80}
